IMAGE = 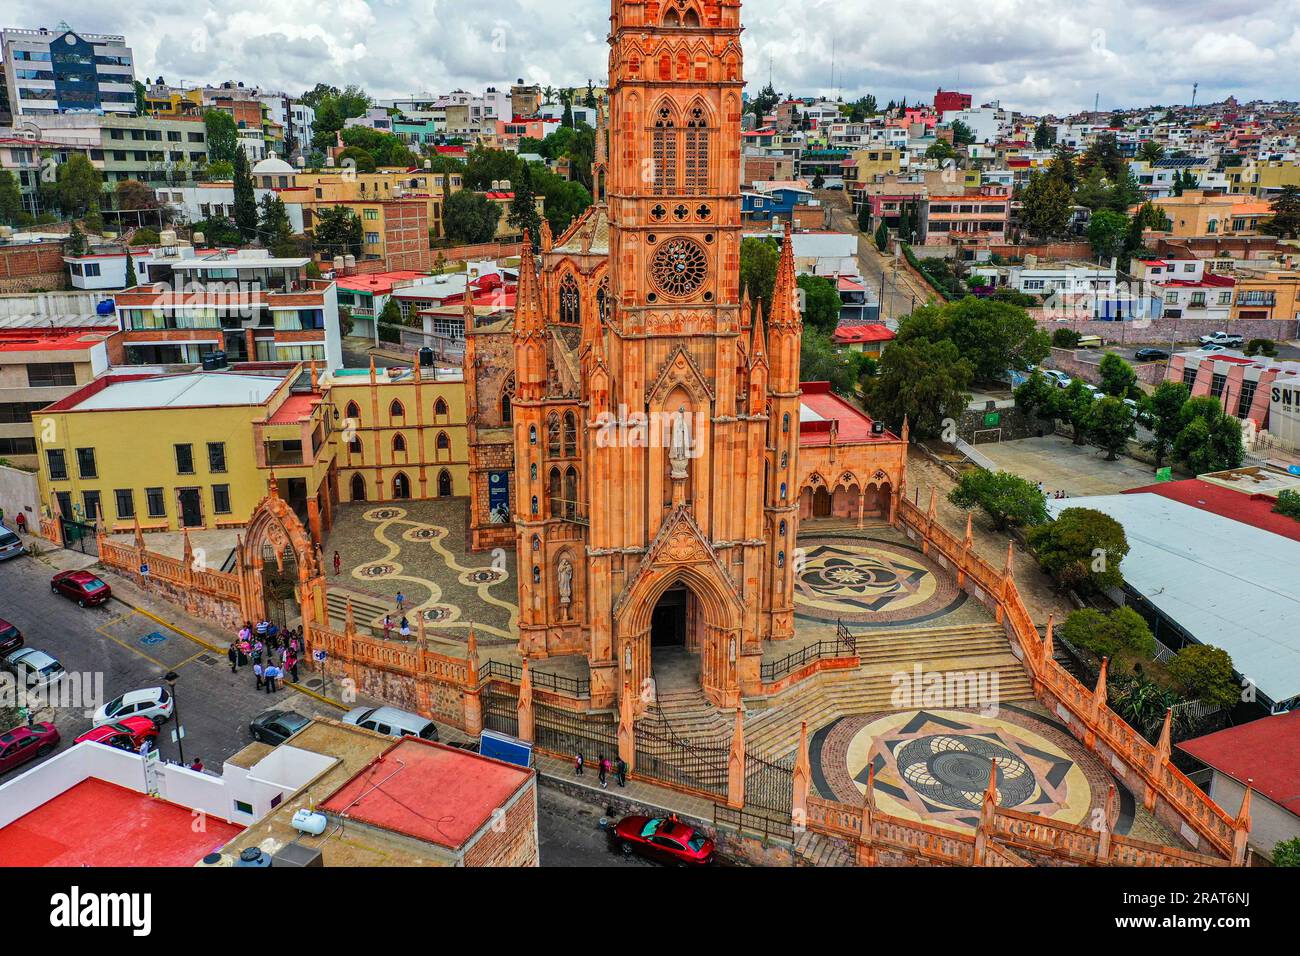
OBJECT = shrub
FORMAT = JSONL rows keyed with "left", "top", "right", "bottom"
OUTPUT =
{"left": 1244, "top": 338, "right": 1278, "bottom": 357}
{"left": 1166, "top": 644, "right": 1239, "bottom": 710}
{"left": 1059, "top": 606, "right": 1155, "bottom": 663}
{"left": 1273, "top": 488, "right": 1300, "bottom": 522}
{"left": 1027, "top": 507, "right": 1128, "bottom": 593}
{"left": 1052, "top": 327, "right": 1082, "bottom": 348}
{"left": 947, "top": 470, "right": 1048, "bottom": 531}
{"left": 1273, "top": 837, "right": 1300, "bottom": 867}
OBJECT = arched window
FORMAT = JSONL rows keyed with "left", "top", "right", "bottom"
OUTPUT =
{"left": 531, "top": 495, "right": 539, "bottom": 515}
{"left": 651, "top": 102, "right": 678, "bottom": 196}
{"left": 392, "top": 433, "right": 406, "bottom": 453}
{"left": 782, "top": 413, "right": 790, "bottom": 433}
{"left": 350, "top": 473, "right": 367, "bottom": 501}
{"left": 531, "top": 534, "right": 540, "bottom": 552}
{"left": 500, "top": 374, "right": 515, "bottom": 424}
{"left": 546, "top": 413, "right": 562, "bottom": 457}
{"left": 777, "top": 550, "right": 785, "bottom": 568}
{"left": 434, "top": 397, "right": 448, "bottom": 418}
{"left": 393, "top": 472, "right": 411, "bottom": 499}
{"left": 683, "top": 6, "right": 700, "bottom": 27}
{"left": 530, "top": 462, "right": 537, "bottom": 480}
{"left": 683, "top": 102, "right": 711, "bottom": 196}
{"left": 436, "top": 431, "right": 451, "bottom": 455}
{"left": 564, "top": 466, "right": 578, "bottom": 521}
{"left": 348, "top": 434, "right": 362, "bottom": 454}
{"left": 549, "top": 467, "right": 562, "bottom": 518}
{"left": 532, "top": 565, "right": 541, "bottom": 584}
{"left": 562, "top": 411, "right": 577, "bottom": 457}
{"left": 558, "top": 273, "right": 581, "bottom": 325}
{"left": 529, "top": 425, "right": 538, "bottom": 445}
{"left": 344, "top": 400, "right": 360, "bottom": 421}
{"left": 779, "top": 520, "right": 787, "bottom": 536}
{"left": 389, "top": 399, "right": 405, "bottom": 420}
{"left": 437, "top": 469, "right": 452, "bottom": 497}
{"left": 596, "top": 278, "right": 610, "bottom": 325}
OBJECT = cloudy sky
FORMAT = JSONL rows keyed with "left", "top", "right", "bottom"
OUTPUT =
{"left": 6, "top": 0, "right": 1299, "bottom": 115}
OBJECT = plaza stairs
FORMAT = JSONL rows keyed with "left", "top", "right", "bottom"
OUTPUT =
{"left": 643, "top": 687, "right": 732, "bottom": 742}
{"left": 741, "top": 622, "right": 1036, "bottom": 758}
{"left": 323, "top": 587, "right": 391, "bottom": 631}
{"left": 793, "top": 831, "right": 856, "bottom": 868}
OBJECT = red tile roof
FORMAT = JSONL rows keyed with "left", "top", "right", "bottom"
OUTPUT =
{"left": 1123, "top": 478, "right": 1300, "bottom": 542}
{"left": 1178, "top": 710, "right": 1300, "bottom": 817}
{"left": 832, "top": 323, "right": 895, "bottom": 345}
{"left": 798, "top": 381, "right": 897, "bottom": 445}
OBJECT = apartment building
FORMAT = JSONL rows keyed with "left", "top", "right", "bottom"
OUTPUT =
{"left": 18, "top": 112, "right": 209, "bottom": 185}
{"left": 1230, "top": 270, "right": 1300, "bottom": 323}
{"left": 1150, "top": 190, "right": 1274, "bottom": 238}
{"left": 0, "top": 27, "right": 135, "bottom": 120}
{"left": 0, "top": 135, "right": 96, "bottom": 218}
{"left": 921, "top": 185, "right": 1011, "bottom": 246}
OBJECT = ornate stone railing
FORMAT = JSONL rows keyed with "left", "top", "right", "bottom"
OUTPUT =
{"left": 893, "top": 496, "right": 1241, "bottom": 862}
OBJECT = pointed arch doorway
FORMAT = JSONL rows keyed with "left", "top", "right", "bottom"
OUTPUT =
{"left": 649, "top": 584, "right": 698, "bottom": 693}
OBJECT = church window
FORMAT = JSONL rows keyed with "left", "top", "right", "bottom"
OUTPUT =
{"left": 782, "top": 413, "right": 790, "bottom": 433}
{"left": 559, "top": 273, "right": 581, "bottom": 324}
{"left": 549, "top": 467, "right": 563, "bottom": 518}
{"left": 529, "top": 425, "right": 538, "bottom": 445}
{"left": 547, "top": 413, "right": 562, "bottom": 457}
{"left": 562, "top": 411, "right": 578, "bottom": 457}
{"left": 777, "top": 550, "right": 785, "bottom": 568}
{"left": 389, "top": 399, "right": 404, "bottom": 420}
{"left": 650, "top": 237, "right": 708, "bottom": 298}
{"left": 596, "top": 278, "right": 611, "bottom": 325}
{"left": 683, "top": 104, "right": 711, "bottom": 196}
{"left": 434, "top": 397, "right": 448, "bottom": 418}
{"left": 392, "top": 434, "right": 406, "bottom": 453}
{"left": 651, "top": 104, "right": 677, "bottom": 196}
{"left": 500, "top": 374, "right": 515, "bottom": 424}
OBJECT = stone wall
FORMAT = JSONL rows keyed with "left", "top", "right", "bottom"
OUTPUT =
{"left": 462, "top": 781, "right": 539, "bottom": 867}
{"left": 1044, "top": 347, "right": 1166, "bottom": 386}
{"left": 959, "top": 402, "right": 1044, "bottom": 442}
{"left": 1029, "top": 311, "right": 1296, "bottom": 345}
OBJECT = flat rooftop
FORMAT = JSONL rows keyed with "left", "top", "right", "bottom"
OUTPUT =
{"left": 1178, "top": 710, "right": 1300, "bottom": 816}
{"left": 1047, "top": 492, "right": 1300, "bottom": 708}
{"left": 52, "top": 372, "right": 285, "bottom": 412}
{"left": 799, "top": 381, "right": 897, "bottom": 445}
{"left": 319, "top": 736, "right": 532, "bottom": 852}
{"left": 0, "top": 778, "right": 243, "bottom": 867}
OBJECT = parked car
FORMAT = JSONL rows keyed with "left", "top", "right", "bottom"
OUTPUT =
{"left": 0, "top": 617, "right": 22, "bottom": 655}
{"left": 0, "top": 722, "right": 59, "bottom": 774}
{"left": 1134, "top": 347, "right": 1170, "bottom": 362}
{"left": 1198, "top": 331, "right": 1243, "bottom": 348}
{"left": 2, "top": 648, "right": 66, "bottom": 691}
{"left": 249, "top": 709, "right": 312, "bottom": 745}
{"left": 74, "top": 716, "right": 158, "bottom": 752}
{"left": 341, "top": 705, "right": 439, "bottom": 741}
{"left": 1080, "top": 383, "right": 1103, "bottom": 399}
{"left": 611, "top": 814, "right": 715, "bottom": 865}
{"left": 1042, "top": 369, "right": 1072, "bottom": 388}
{"left": 50, "top": 569, "right": 112, "bottom": 607}
{"left": 0, "top": 527, "right": 24, "bottom": 561}
{"left": 1200, "top": 344, "right": 1228, "bottom": 353}
{"left": 92, "top": 687, "right": 174, "bottom": 728}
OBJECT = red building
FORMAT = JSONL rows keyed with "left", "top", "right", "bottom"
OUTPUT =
{"left": 934, "top": 89, "right": 972, "bottom": 114}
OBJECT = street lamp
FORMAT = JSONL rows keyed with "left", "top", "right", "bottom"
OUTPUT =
{"left": 164, "top": 671, "right": 185, "bottom": 766}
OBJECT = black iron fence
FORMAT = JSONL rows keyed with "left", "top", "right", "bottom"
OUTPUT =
{"left": 534, "top": 703, "right": 618, "bottom": 763}
{"left": 482, "top": 684, "right": 519, "bottom": 737}
{"left": 60, "top": 518, "right": 98, "bottom": 556}
{"left": 478, "top": 659, "right": 591, "bottom": 698}
{"left": 745, "top": 747, "right": 795, "bottom": 815}
{"left": 634, "top": 712, "right": 729, "bottom": 800}
{"left": 714, "top": 803, "right": 795, "bottom": 843}
{"left": 760, "top": 620, "right": 858, "bottom": 683}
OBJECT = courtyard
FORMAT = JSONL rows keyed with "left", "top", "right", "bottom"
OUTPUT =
{"left": 971, "top": 434, "right": 1158, "bottom": 497}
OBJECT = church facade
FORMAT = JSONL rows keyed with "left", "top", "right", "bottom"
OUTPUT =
{"left": 461, "top": 0, "right": 907, "bottom": 712}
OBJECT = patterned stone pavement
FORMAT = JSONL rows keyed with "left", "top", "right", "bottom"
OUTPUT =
{"left": 325, "top": 499, "right": 518, "bottom": 645}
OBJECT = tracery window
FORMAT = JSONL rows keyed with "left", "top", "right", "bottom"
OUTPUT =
{"left": 683, "top": 104, "right": 710, "bottom": 196}
{"left": 651, "top": 237, "right": 708, "bottom": 298}
{"left": 596, "top": 278, "right": 610, "bottom": 325}
{"left": 562, "top": 411, "right": 578, "bottom": 457}
{"left": 558, "top": 273, "right": 581, "bottom": 324}
{"left": 547, "top": 413, "right": 562, "bottom": 457}
{"left": 652, "top": 104, "right": 678, "bottom": 196}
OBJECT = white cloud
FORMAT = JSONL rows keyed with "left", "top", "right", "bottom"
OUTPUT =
{"left": 2, "top": 0, "right": 1296, "bottom": 112}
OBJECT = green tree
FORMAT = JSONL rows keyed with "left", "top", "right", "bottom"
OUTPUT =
{"left": 1033, "top": 120, "right": 1055, "bottom": 150}
{"left": 1019, "top": 169, "right": 1072, "bottom": 239}
{"left": 530, "top": 164, "right": 592, "bottom": 235}
{"left": 1014, "top": 371, "right": 1060, "bottom": 428}
{"left": 897, "top": 297, "right": 1049, "bottom": 383}
{"left": 0, "top": 169, "right": 25, "bottom": 225}
{"left": 1060, "top": 606, "right": 1155, "bottom": 662}
{"left": 339, "top": 127, "right": 416, "bottom": 167}
{"left": 64, "top": 222, "right": 87, "bottom": 256}
{"left": 799, "top": 328, "right": 860, "bottom": 394}
{"left": 464, "top": 145, "right": 522, "bottom": 190}
{"left": 442, "top": 190, "right": 502, "bottom": 244}
{"left": 864, "top": 337, "right": 973, "bottom": 438}
{"left": 925, "top": 140, "right": 957, "bottom": 162}
{"left": 1087, "top": 209, "right": 1129, "bottom": 260}
{"left": 874, "top": 220, "right": 889, "bottom": 252}
{"left": 54, "top": 154, "right": 102, "bottom": 217}
{"left": 1027, "top": 507, "right": 1128, "bottom": 593}
{"left": 378, "top": 297, "right": 403, "bottom": 328}
{"left": 1167, "top": 644, "right": 1239, "bottom": 710}
{"left": 948, "top": 470, "right": 1048, "bottom": 531}
{"left": 258, "top": 193, "right": 296, "bottom": 256}
{"left": 739, "top": 236, "right": 779, "bottom": 312}
{"left": 1261, "top": 184, "right": 1300, "bottom": 239}
{"left": 796, "top": 273, "right": 841, "bottom": 335}
{"left": 507, "top": 161, "right": 542, "bottom": 246}
{"left": 1273, "top": 837, "right": 1300, "bottom": 867}
{"left": 1054, "top": 380, "right": 1097, "bottom": 444}
{"left": 336, "top": 146, "right": 376, "bottom": 173}
{"left": 1086, "top": 395, "right": 1136, "bottom": 460}
{"left": 1136, "top": 141, "right": 1165, "bottom": 164}
{"left": 311, "top": 205, "right": 363, "bottom": 258}
{"left": 749, "top": 83, "right": 780, "bottom": 125}
{"left": 1142, "top": 380, "right": 1189, "bottom": 467}
{"left": 1098, "top": 352, "right": 1137, "bottom": 396}
{"left": 1051, "top": 327, "right": 1082, "bottom": 348}
{"left": 129, "top": 226, "right": 160, "bottom": 246}
{"left": 124, "top": 249, "right": 137, "bottom": 287}
{"left": 1173, "top": 396, "right": 1244, "bottom": 474}
{"left": 856, "top": 200, "right": 871, "bottom": 233}
{"left": 203, "top": 110, "right": 239, "bottom": 165}
{"left": 949, "top": 119, "right": 976, "bottom": 146}
{"left": 232, "top": 148, "right": 258, "bottom": 242}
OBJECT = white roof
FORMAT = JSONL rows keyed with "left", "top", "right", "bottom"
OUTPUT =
{"left": 169, "top": 255, "right": 309, "bottom": 270}
{"left": 72, "top": 373, "right": 284, "bottom": 411}
{"left": 791, "top": 233, "right": 858, "bottom": 259}
{"left": 1046, "top": 493, "right": 1300, "bottom": 707}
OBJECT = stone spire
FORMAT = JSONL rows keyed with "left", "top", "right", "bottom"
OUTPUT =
{"left": 513, "top": 230, "right": 544, "bottom": 338}
{"left": 769, "top": 220, "right": 799, "bottom": 328}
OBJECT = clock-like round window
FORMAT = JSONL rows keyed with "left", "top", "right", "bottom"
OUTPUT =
{"left": 650, "top": 237, "right": 708, "bottom": 298}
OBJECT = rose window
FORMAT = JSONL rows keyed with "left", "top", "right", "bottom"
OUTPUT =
{"left": 650, "top": 237, "right": 708, "bottom": 298}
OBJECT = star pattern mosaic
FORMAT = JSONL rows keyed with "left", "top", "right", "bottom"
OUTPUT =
{"left": 794, "top": 539, "right": 962, "bottom": 623}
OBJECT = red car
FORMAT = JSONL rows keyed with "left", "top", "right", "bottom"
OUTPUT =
{"left": 0, "top": 616, "right": 21, "bottom": 655}
{"left": 0, "top": 722, "right": 59, "bottom": 774}
{"left": 51, "top": 569, "right": 112, "bottom": 607}
{"left": 75, "top": 716, "right": 158, "bottom": 752}
{"left": 611, "top": 815, "right": 715, "bottom": 865}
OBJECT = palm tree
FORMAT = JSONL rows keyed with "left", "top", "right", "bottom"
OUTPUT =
{"left": 543, "top": 85, "right": 556, "bottom": 106}
{"left": 1136, "top": 141, "right": 1165, "bottom": 164}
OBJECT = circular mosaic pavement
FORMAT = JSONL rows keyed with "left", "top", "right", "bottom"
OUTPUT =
{"left": 794, "top": 538, "right": 963, "bottom": 624}
{"left": 813, "top": 708, "right": 1100, "bottom": 833}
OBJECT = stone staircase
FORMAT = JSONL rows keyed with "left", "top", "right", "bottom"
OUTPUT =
{"left": 794, "top": 831, "right": 856, "bottom": 867}
{"left": 642, "top": 686, "right": 732, "bottom": 743}
{"left": 323, "top": 587, "right": 392, "bottom": 633}
{"left": 742, "top": 622, "right": 1037, "bottom": 758}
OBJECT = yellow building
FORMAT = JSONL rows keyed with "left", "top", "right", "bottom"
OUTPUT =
{"left": 289, "top": 168, "right": 463, "bottom": 241}
{"left": 144, "top": 88, "right": 204, "bottom": 118}
{"left": 1230, "top": 269, "right": 1300, "bottom": 322}
{"left": 1226, "top": 160, "right": 1300, "bottom": 198}
{"left": 845, "top": 146, "right": 903, "bottom": 185}
{"left": 1150, "top": 190, "right": 1274, "bottom": 237}
{"left": 326, "top": 362, "right": 469, "bottom": 505}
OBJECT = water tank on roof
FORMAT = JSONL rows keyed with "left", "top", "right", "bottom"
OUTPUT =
{"left": 344, "top": 255, "right": 355, "bottom": 269}
{"left": 95, "top": 298, "right": 115, "bottom": 315}
{"left": 236, "top": 847, "right": 271, "bottom": 868}
{"left": 333, "top": 256, "right": 344, "bottom": 271}
{"left": 291, "top": 809, "right": 328, "bottom": 836}
{"left": 418, "top": 346, "right": 435, "bottom": 368}
{"left": 202, "top": 350, "right": 228, "bottom": 370}
{"left": 192, "top": 231, "right": 206, "bottom": 245}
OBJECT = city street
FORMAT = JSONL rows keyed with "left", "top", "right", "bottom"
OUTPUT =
{"left": 537, "top": 786, "right": 654, "bottom": 867}
{"left": 0, "top": 553, "right": 340, "bottom": 778}
{"left": 824, "top": 199, "right": 932, "bottom": 323}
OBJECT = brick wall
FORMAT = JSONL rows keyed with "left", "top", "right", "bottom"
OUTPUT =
{"left": 985, "top": 241, "right": 1092, "bottom": 261}
{"left": 461, "top": 780, "right": 539, "bottom": 867}
{"left": 1029, "top": 311, "right": 1297, "bottom": 344}
{"left": 1044, "top": 346, "right": 1167, "bottom": 386}
{"left": 0, "top": 241, "right": 68, "bottom": 293}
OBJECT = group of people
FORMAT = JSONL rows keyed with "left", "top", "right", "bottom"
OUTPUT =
{"left": 1035, "top": 482, "right": 1070, "bottom": 500}
{"left": 381, "top": 591, "right": 412, "bottom": 639}
{"left": 575, "top": 751, "right": 627, "bottom": 790}
{"left": 227, "top": 620, "right": 303, "bottom": 693}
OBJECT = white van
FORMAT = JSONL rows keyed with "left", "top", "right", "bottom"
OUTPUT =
{"left": 342, "top": 706, "right": 439, "bottom": 741}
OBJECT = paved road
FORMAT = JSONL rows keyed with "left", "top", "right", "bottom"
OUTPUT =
{"left": 824, "top": 203, "right": 931, "bottom": 323}
{"left": 0, "top": 554, "right": 338, "bottom": 779}
{"left": 537, "top": 786, "right": 656, "bottom": 868}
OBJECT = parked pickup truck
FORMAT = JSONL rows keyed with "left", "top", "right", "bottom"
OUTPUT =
{"left": 1198, "top": 331, "right": 1243, "bottom": 348}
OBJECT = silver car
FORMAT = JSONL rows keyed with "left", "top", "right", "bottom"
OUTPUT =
{"left": 3, "top": 648, "right": 66, "bottom": 691}
{"left": 341, "top": 705, "right": 439, "bottom": 741}
{"left": 0, "top": 528, "right": 24, "bottom": 561}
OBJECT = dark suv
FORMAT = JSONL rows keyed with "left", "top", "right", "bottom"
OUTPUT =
{"left": 0, "top": 617, "right": 21, "bottom": 655}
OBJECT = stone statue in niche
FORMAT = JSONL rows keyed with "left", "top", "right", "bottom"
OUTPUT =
{"left": 557, "top": 557, "right": 573, "bottom": 605}
{"left": 668, "top": 404, "right": 691, "bottom": 480}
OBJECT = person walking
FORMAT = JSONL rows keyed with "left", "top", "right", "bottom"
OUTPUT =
{"left": 253, "top": 660, "right": 264, "bottom": 690}
{"left": 286, "top": 652, "right": 299, "bottom": 683}
{"left": 574, "top": 751, "right": 585, "bottom": 776}
{"left": 615, "top": 756, "right": 627, "bottom": 788}
{"left": 382, "top": 614, "right": 393, "bottom": 639}
{"left": 395, "top": 591, "right": 406, "bottom": 612}
{"left": 333, "top": 550, "right": 341, "bottom": 575}
{"left": 14, "top": 511, "right": 26, "bottom": 535}
{"left": 227, "top": 642, "right": 240, "bottom": 673}
{"left": 598, "top": 754, "right": 609, "bottom": 789}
